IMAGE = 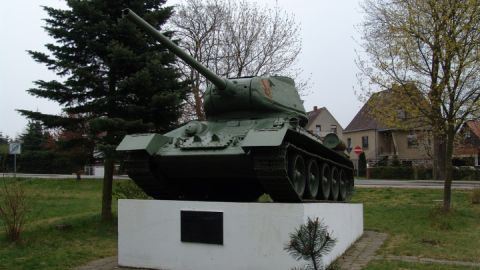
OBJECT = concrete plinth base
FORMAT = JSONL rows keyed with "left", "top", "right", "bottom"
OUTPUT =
{"left": 118, "top": 200, "right": 363, "bottom": 270}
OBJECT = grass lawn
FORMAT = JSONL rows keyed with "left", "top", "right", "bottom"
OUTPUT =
{"left": 352, "top": 187, "right": 480, "bottom": 264}
{"left": 0, "top": 178, "right": 117, "bottom": 270}
{"left": 0, "top": 178, "right": 479, "bottom": 270}
{"left": 365, "top": 260, "right": 480, "bottom": 270}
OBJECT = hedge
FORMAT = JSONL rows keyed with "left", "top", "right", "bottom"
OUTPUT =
{"left": 367, "top": 166, "right": 478, "bottom": 180}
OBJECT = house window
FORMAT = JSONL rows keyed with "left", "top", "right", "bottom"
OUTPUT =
{"left": 407, "top": 131, "right": 418, "bottom": 148}
{"left": 315, "top": 125, "right": 321, "bottom": 135}
{"left": 465, "top": 131, "right": 471, "bottom": 139}
{"left": 330, "top": 124, "right": 337, "bottom": 134}
{"left": 347, "top": 138, "right": 351, "bottom": 148}
{"left": 362, "top": 136, "right": 369, "bottom": 148}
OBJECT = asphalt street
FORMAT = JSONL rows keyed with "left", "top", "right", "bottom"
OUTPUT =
{"left": 3, "top": 173, "right": 479, "bottom": 189}
{"left": 1, "top": 173, "right": 129, "bottom": 180}
{"left": 356, "top": 179, "right": 480, "bottom": 189}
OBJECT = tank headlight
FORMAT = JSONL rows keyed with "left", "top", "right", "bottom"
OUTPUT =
{"left": 184, "top": 121, "right": 204, "bottom": 136}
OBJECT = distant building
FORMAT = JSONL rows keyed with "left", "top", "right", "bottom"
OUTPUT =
{"left": 343, "top": 91, "right": 431, "bottom": 167}
{"left": 454, "top": 120, "right": 480, "bottom": 166}
{"left": 306, "top": 106, "right": 343, "bottom": 139}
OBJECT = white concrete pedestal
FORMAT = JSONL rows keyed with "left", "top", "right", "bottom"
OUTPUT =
{"left": 118, "top": 200, "right": 363, "bottom": 270}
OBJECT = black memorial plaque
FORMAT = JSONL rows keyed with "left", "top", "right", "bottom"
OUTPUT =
{"left": 181, "top": 210, "right": 223, "bottom": 245}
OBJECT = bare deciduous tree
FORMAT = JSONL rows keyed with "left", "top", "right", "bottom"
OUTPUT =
{"left": 357, "top": 0, "right": 480, "bottom": 210}
{"left": 169, "top": 0, "right": 304, "bottom": 120}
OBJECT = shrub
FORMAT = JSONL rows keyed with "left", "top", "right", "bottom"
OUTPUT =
{"left": 415, "top": 167, "right": 433, "bottom": 180}
{"left": 0, "top": 180, "right": 29, "bottom": 242}
{"left": 358, "top": 153, "right": 367, "bottom": 177}
{"left": 368, "top": 166, "right": 436, "bottom": 180}
{"left": 285, "top": 217, "right": 336, "bottom": 270}
{"left": 113, "top": 180, "right": 150, "bottom": 199}
{"left": 472, "top": 188, "right": 480, "bottom": 205}
{"left": 257, "top": 193, "right": 273, "bottom": 202}
{"left": 369, "top": 166, "right": 413, "bottom": 179}
{"left": 391, "top": 155, "right": 401, "bottom": 167}
{"left": 453, "top": 167, "right": 480, "bottom": 180}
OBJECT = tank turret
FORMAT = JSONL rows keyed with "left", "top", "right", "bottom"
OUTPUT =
{"left": 122, "top": 9, "right": 307, "bottom": 124}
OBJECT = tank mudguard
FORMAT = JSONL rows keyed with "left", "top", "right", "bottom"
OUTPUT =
{"left": 241, "top": 127, "right": 287, "bottom": 148}
{"left": 116, "top": 133, "right": 171, "bottom": 155}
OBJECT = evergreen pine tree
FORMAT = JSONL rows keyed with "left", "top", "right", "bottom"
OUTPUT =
{"left": 17, "top": 121, "right": 53, "bottom": 173}
{"left": 54, "top": 126, "right": 94, "bottom": 180}
{"left": 19, "top": 0, "right": 188, "bottom": 221}
{"left": 358, "top": 152, "right": 367, "bottom": 177}
{"left": 0, "top": 132, "right": 9, "bottom": 145}
{"left": 0, "top": 133, "right": 9, "bottom": 172}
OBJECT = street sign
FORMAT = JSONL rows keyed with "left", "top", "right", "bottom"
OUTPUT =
{"left": 9, "top": 142, "right": 21, "bottom": 178}
{"left": 353, "top": 145, "right": 363, "bottom": 155}
{"left": 9, "top": 143, "right": 21, "bottom": 155}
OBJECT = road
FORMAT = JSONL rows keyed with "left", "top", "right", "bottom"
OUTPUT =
{"left": 1, "top": 173, "right": 129, "bottom": 180}
{"left": 2, "top": 173, "right": 479, "bottom": 189}
{"left": 356, "top": 179, "right": 480, "bottom": 189}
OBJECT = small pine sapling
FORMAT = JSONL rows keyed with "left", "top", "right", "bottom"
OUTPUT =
{"left": 285, "top": 217, "right": 337, "bottom": 270}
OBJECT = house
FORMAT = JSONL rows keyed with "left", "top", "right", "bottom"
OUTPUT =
{"left": 306, "top": 106, "right": 343, "bottom": 138}
{"left": 454, "top": 120, "right": 480, "bottom": 166}
{"left": 343, "top": 91, "right": 431, "bottom": 167}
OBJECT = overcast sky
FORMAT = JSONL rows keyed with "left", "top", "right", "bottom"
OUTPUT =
{"left": 0, "top": 0, "right": 364, "bottom": 138}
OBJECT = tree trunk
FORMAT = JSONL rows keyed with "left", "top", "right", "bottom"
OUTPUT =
{"left": 432, "top": 133, "right": 446, "bottom": 180}
{"left": 443, "top": 125, "right": 455, "bottom": 211}
{"left": 192, "top": 85, "right": 205, "bottom": 120}
{"left": 101, "top": 157, "right": 114, "bottom": 222}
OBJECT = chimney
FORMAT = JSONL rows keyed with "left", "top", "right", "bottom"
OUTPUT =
{"left": 313, "top": 106, "right": 318, "bottom": 111}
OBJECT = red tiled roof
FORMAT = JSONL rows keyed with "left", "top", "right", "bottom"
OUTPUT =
{"left": 466, "top": 120, "right": 480, "bottom": 139}
{"left": 454, "top": 145, "right": 480, "bottom": 156}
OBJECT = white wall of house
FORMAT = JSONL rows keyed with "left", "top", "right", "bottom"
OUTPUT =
{"left": 84, "top": 165, "right": 104, "bottom": 177}
{"left": 306, "top": 107, "right": 344, "bottom": 138}
{"left": 343, "top": 130, "right": 377, "bottom": 161}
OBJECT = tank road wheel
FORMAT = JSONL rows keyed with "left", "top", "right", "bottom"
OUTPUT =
{"left": 338, "top": 169, "right": 348, "bottom": 201}
{"left": 288, "top": 153, "right": 306, "bottom": 197}
{"left": 330, "top": 167, "right": 340, "bottom": 201}
{"left": 305, "top": 159, "right": 320, "bottom": 199}
{"left": 318, "top": 163, "right": 331, "bottom": 200}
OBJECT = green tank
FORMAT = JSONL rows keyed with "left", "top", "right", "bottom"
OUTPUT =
{"left": 116, "top": 9, "right": 354, "bottom": 202}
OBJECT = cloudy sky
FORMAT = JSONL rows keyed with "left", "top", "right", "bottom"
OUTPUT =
{"left": 0, "top": 0, "right": 364, "bottom": 138}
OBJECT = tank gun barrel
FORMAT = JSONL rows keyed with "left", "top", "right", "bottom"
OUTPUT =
{"left": 122, "top": 8, "right": 227, "bottom": 90}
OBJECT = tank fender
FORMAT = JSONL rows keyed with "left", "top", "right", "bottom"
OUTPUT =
{"left": 116, "top": 133, "right": 171, "bottom": 155}
{"left": 241, "top": 127, "right": 287, "bottom": 148}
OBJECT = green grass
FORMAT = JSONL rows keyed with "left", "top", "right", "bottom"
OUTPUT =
{"left": 1, "top": 178, "right": 479, "bottom": 269}
{"left": 365, "top": 260, "right": 480, "bottom": 270}
{"left": 0, "top": 178, "right": 117, "bottom": 270}
{"left": 352, "top": 187, "right": 480, "bottom": 263}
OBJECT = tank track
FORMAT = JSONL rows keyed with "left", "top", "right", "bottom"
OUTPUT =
{"left": 124, "top": 143, "right": 354, "bottom": 202}
{"left": 124, "top": 153, "right": 177, "bottom": 199}
{"left": 252, "top": 143, "right": 354, "bottom": 202}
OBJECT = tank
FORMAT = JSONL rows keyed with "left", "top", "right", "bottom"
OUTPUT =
{"left": 116, "top": 9, "right": 354, "bottom": 202}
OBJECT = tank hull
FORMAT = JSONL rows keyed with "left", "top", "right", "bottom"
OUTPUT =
{"left": 118, "top": 117, "right": 354, "bottom": 202}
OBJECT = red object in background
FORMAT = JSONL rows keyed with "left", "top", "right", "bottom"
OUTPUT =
{"left": 353, "top": 145, "right": 363, "bottom": 155}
